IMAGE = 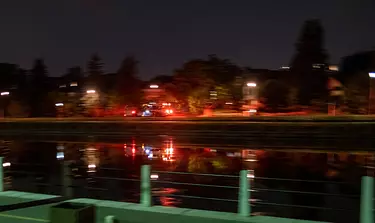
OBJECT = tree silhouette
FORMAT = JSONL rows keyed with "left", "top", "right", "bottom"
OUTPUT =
{"left": 86, "top": 53, "right": 104, "bottom": 89}
{"left": 87, "top": 53, "right": 103, "bottom": 77}
{"left": 290, "top": 19, "right": 329, "bottom": 105}
{"left": 260, "top": 79, "right": 289, "bottom": 111}
{"left": 115, "top": 56, "right": 141, "bottom": 105}
{"left": 65, "top": 66, "right": 83, "bottom": 80}
{"left": 29, "top": 59, "right": 50, "bottom": 117}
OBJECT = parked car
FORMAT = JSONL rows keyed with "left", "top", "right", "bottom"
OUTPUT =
{"left": 124, "top": 106, "right": 142, "bottom": 117}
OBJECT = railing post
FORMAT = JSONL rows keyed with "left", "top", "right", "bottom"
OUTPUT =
{"left": 104, "top": 215, "right": 117, "bottom": 223}
{"left": 0, "top": 157, "right": 3, "bottom": 192}
{"left": 360, "top": 176, "right": 374, "bottom": 223}
{"left": 140, "top": 165, "right": 151, "bottom": 206}
{"left": 238, "top": 170, "right": 250, "bottom": 216}
{"left": 62, "top": 161, "right": 73, "bottom": 197}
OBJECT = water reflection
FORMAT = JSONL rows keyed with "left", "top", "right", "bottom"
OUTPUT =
{"left": 0, "top": 138, "right": 373, "bottom": 222}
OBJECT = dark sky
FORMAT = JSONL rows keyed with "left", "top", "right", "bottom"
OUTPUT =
{"left": 0, "top": 0, "right": 374, "bottom": 79}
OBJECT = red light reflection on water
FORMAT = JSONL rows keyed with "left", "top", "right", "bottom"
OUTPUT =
{"left": 153, "top": 188, "right": 180, "bottom": 207}
{"left": 163, "top": 139, "right": 175, "bottom": 162}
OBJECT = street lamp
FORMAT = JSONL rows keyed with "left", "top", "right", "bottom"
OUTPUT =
{"left": 149, "top": 85, "right": 159, "bottom": 89}
{"left": 369, "top": 72, "right": 375, "bottom": 114}
{"left": 1, "top": 91, "right": 10, "bottom": 118}
{"left": 55, "top": 103, "right": 64, "bottom": 107}
{"left": 246, "top": 82, "right": 256, "bottom": 87}
{"left": 86, "top": 89, "right": 96, "bottom": 94}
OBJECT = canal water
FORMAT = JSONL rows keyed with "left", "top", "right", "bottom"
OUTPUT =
{"left": 0, "top": 137, "right": 374, "bottom": 222}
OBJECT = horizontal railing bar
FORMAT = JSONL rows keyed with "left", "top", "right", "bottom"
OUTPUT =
{"left": 153, "top": 171, "right": 239, "bottom": 178}
{"left": 96, "top": 167, "right": 129, "bottom": 171}
{"left": 93, "top": 176, "right": 140, "bottom": 182}
{"left": 33, "top": 182, "right": 59, "bottom": 186}
{"left": 153, "top": 180, "right": 238, "bottom": 189}
{"left": 154, "top": 194, "right": 237, "bottom": 203}
{"left": 9, "top": 162, "right": 47, "bottom": 167}
{"left": 84, "top": 186, "right": 108, "bottom": 191}
{"left": 254, "top": 176, "right": 356, "bottom": 185}
{"left": 252, "top": 188, "right": 360, "bottom": 198}
{"left": 5, "top": 171, "right": 48, "bottom": 175}
{"left": 253, "top": 201, "right": 355, "bottom": 212}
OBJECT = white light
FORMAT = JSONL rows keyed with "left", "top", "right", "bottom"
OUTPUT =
{"left": 70, "top": 82, "right": 78, "bottom": 87}
{"left": 86, "top": 90, "right": 96, "bottom": 94}
{"left": 249, "top": 109, "right": 257, "bottom": 113}
{"left": 246, "top": 83, "right": 256, "bottom": 87}
{"left": 148, "top": 153, "right": 153, "bottom": 159}
{"left": 150, "top": 174, "right": 159, "bottom": 180}
{"left": 247, "top": 170, "right": 255, "bottom": 179}
{"left": 2, "top": 162, "right": 11, "bottom": 167}
{"left": 225, "top": 102, "right": 233, "bottom": 105}
{"left": 369, "top": 72, "right": 375, "bottom": 78}
{"left": 329, "top": 65, "right": 339, "bottom": 71}
{"left": 149, "top": 85, "right": 159, "bottom": 89}
{"left": 88, "top": 164, "right": 96, "bottom": 169}
{"left": 55, "top": 103, "right": 64, "bottom": 107}
{"left": 56, "top": 152, "right": 64, "bottom": 160}
{"left": 1, "top": 92, "right": 10, "bottom": 96}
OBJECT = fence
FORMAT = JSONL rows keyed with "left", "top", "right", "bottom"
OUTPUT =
{"left": 0, "top": 157, "right": 374, "bottom": 223}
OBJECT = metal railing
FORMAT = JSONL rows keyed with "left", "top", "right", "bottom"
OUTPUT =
{"left": 150, "top": 170, "right": 240, "bottom": 213}
{"left": 0, "top": 160, "right": 141, "bottom": 202}
{"left": 250, "top": 176, "right": 363, "bottom": 221}
{"left": 0, "top": 158, "right": 373, "bottom": 223}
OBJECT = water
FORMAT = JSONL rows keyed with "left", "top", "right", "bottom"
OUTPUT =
{"left": 0, "top": 137, "right": 373, "bottom": 222}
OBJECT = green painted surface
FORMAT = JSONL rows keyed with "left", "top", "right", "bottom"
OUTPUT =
{"left": 0, "top": 193, "right": 329, "bottom": 223}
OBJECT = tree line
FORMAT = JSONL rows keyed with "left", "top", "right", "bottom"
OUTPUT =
{"left": 3, "top": 19, "right": 363, "bottom": 117}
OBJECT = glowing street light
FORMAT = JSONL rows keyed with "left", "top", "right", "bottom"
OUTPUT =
{"left": 149, "top": 85, "right": 159, "bottom": 89}
{"left": 150, "top": 173, "right": 159, "bottom": 180}
{"left": 2, "top": 162, "right": 11, "bottom": 167}
{"left": 246, "top": 82, "right": 256, "bottom": 87}
{"left": 1, "top": 92, "right": 10, "bottom": 96}
{"left": 55, "top": 103, "right": 64, "bottom": 107}
{"left": 86, "top": 89, "right": 96, "bottom": 94}
{"left": 369, "top": 72, "right": 375, "bottom": 78}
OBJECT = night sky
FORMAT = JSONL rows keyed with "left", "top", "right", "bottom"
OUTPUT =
{"left": 0, "top": 0, "right": 374, "bottom": 79}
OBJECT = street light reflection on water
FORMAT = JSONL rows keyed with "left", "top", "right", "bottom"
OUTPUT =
{"left": 1, "top": 138, "right": 373, "bottom": 220}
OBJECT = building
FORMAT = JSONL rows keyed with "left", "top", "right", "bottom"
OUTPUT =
{"left": 142, "top": 84, "right": 166, "bottom": 102}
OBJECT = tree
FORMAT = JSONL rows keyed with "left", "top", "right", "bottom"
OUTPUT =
{"left": 290, "top": 19, "right": 329, "bottom": 105}
{"left": 7, "top": 100, "right": 28, "bottom": 117}
{"left": 342, "top": 73, "right": 369, "bottom": 114}
{"left": 260, "top": 80, "right": 289, "bottom": 111}
{"left": 29, "top": 59, "right": 51, "bottom": 117}
{"left": 87, "top": 53, "right": 103, "bottom": 77}
{"left": 86, "top": 53, "right": 104, "bottom": 89}
{"left": 65, "top": 66, "right": 83, "bottom": 81}
{"left": 188, "top": 87, "right": 210, "bottom": 114}
{"left": 206, "top": 55, "right": 242, "bottom": 85}
{"left": 49, "top": 91, "right": 82, "bottom": 117}
{"left": 115, "top": 56, "right": 141, "bottom": 105}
